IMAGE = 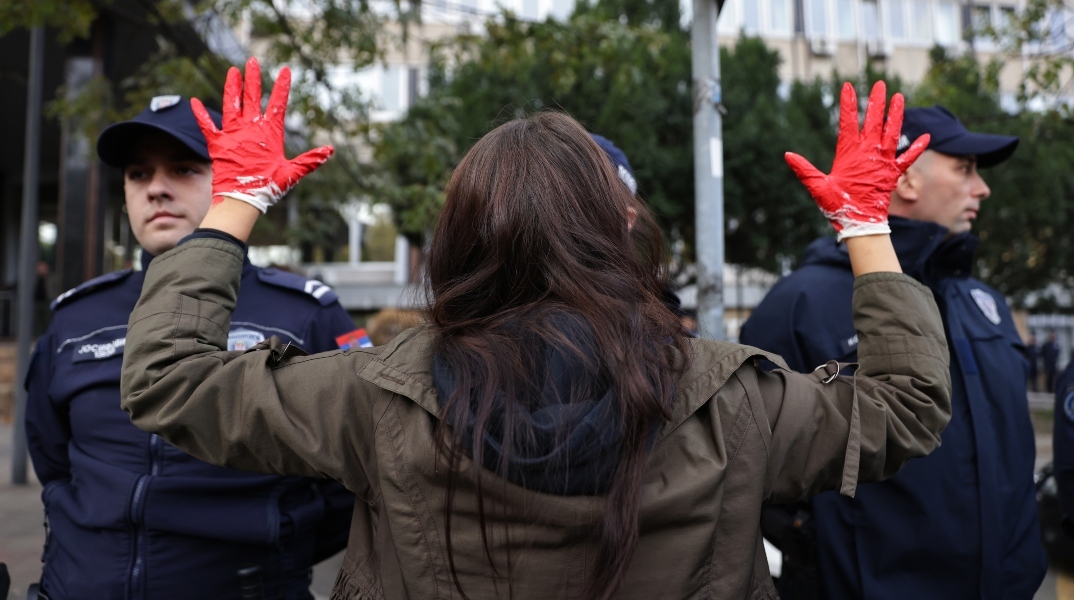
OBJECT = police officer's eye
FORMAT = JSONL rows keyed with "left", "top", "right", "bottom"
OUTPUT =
{"left": 126, "top": 169, "right": 148, "bottom": 181}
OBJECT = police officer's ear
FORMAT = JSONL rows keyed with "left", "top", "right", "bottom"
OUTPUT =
{"left": 893, "top": 165, "right": 923, "bottom": 204}
{"left": 892, "top": 149, "right": 930, "bottom": 204}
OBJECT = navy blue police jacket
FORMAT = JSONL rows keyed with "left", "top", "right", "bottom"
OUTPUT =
{"left": 1054, "top": 362, "right": 1074, "bottom": 524}
{"left": 741, "top": 216, "right": 1046, "bottom": 600}
{"left": 26, "top": 249, "right": 358, "bottom": 600}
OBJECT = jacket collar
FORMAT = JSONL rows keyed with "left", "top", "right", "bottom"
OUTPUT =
{"left": 141, "top": 246, "right": 255, "bottom": 275}
{"left": 660, "top": 340, "right": 786, "bottom": 441}
{"left": 888, "top": 217, "right": 978, "bottom": 285}
{"left": 801, "top": 217, "right": 978, "bottom": 286}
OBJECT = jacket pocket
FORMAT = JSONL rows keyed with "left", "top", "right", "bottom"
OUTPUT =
{"left": 40, "top": 479, "right": 65, "bottom": 564}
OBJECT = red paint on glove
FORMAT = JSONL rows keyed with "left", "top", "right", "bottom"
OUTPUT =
{"left": 190, "top": 57, "right": 334, "bottom": 213}
{"left": 784, "top": 81, "right": 929, "bottom": 240}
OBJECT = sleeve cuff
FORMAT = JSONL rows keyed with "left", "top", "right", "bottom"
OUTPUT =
{"left": 179, "top": 228, "right": 247, "bottom": 251}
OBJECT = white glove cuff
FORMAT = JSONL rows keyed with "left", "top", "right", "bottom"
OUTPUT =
{"left": 216, "top": 184, "right": 283, "bottom": 215}
{"left": 835, "top": 220, "right": 891, "bottom": 242}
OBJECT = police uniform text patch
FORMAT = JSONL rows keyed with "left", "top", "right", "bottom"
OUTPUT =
{"left": 72, "top": 336, "right": 126, "bottom": 363}
{"left": 840, "top": 334, "right": 859, "bottom": 356}
{"left": 228, "top": 328, "right": 266, "bottom": 351}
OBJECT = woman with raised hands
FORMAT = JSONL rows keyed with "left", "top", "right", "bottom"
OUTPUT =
{"left": 120, "top": 58, "right": 948, "bottom": 600}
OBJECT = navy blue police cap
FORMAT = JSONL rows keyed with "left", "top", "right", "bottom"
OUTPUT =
{"left": 96, "top": 95, "right": 223, "bottom": 168}
{"left": 590, "top": 133, "right": 638, "bottom": 195}
{"left": 895, "top": 105, "right": 1018, "bottom": 169}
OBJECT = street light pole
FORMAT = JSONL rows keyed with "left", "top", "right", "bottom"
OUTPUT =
{"left": 691, "top": 0, "right": 725, "bottom": 340}
{"left": 12, "top": 26, "right": 46, "bottom": 485}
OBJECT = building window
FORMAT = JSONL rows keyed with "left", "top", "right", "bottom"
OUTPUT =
{"left": 971, "top": 4, "right": 992, "bottom": 32}
{"left": 551, "top": 0, "right": 573, "bottom": 20}
{"left": 934, "top": 0, "right": 960, "bottom": 45}
{"left": 521, "top": 0, "right": 540, "bottom": 20}
{"left": 996, "top": 5, "right": 1015, "bottom": 32}
{"left": 886, "top": 0, "right": 907, "bottom": 40}
{"left": 910, "top": 0, "right": 933, "bottom": 42}
{"left": 862, "top": 0, "right": 879, "bottom": 39}
{"left": 381, "top": 66, "right": 400, "bottom": 113}
{"left": 808, "top": 0, "right": 830, "bottom": 36}
{"left": 717, "top": 0, "right": 739, "bottom": 35}
{"left": 743, "top": 0, "right": 762, "bottom": 33}
{"left": 407, "top": 68, "right": 420, "bottom": 109}
{"left": 1046, "top": 7, "right": 1069, "bottom": 49}
{"left": 836, "top": 0, "right": 857, "bottom": 38}
{"left": 769, "top": 0, "right": 794, "bottom": 34}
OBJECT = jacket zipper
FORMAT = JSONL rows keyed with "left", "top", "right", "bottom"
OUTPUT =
{"left": 128, "top": 434, "right": 163, "bottom": 599}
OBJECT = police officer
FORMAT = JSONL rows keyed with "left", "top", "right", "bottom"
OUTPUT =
{"left": 1043, "top": 332, "right": 1061, "bottom": 392}
{"left": 1054, "top": 360, "right": 1074, "bottom": 529}
{"left": 589, "top": 133, "right": 688, "bottom": 320}
{"left": 742, "top": 106, "right": 1046, "bottom": 599}
{"left": 25, "top": 95, "right": 360, "bottom": 598}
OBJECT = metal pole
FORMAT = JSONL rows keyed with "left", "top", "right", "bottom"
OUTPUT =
{"left": 691, "top": 0, "right": 725, "bottom": 340}
{"left": 13, "top": 27, "right": 46, "bottom": 485}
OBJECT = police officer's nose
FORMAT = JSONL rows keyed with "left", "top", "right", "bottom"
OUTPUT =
{"left": 146, "top": 170, "right": 173, "bottom": 202}
{"left": 972, "top": 171, "right": 991, "bottom": 201}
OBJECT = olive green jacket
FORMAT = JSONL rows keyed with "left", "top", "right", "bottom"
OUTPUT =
{"left": 120, "top": 238, "right": 951, "bottom": 600}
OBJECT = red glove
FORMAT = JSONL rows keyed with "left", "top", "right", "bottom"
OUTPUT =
{"left": 190, "top": 58, "right": 334, "bottom": 213}
{"left": 784, "top": 81, "right": 929, "bottom": 241}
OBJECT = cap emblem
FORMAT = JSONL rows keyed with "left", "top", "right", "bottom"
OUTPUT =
{"left": 897, "top": 134, "right": 910, "bottom": 151}
{"left": 617, "top": 164, "right": 638, "bottom": 195}
{"left": 150, "top": 95, "right": 182, "bottom": 112}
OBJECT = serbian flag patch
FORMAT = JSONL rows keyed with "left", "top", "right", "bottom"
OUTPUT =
{"left": 336, "top": 328, "right": 374, "bottom": 350}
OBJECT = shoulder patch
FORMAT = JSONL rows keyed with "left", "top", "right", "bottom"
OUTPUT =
{"left": 255, "top": 267, "right": 339, "bottom": 307}
{"left": 51, "top": 269, "right": 133, "bottom": 310}
{"left": 336, "top": 328, "right": 373, "bottom": 350}
{"left": 970, "top": 288, "right": 1001, "bottom": 326}
{"left": 1064, "top": 389, "right": 1074, "bottom": 423}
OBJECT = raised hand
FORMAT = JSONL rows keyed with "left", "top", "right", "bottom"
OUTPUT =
{"left": 784, "top": 81, "right": 929, "bottom": 241}
{"left": 190, "top": 57, "right": 334, "bottom": 214}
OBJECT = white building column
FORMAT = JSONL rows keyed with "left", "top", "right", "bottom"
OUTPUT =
{"left": 338, "top": 199, "right": 369, "bottom": 265}
{"left": 394, "top": 235, "right": 409, "bottom": 284}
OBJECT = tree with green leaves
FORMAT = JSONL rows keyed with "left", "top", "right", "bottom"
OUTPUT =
{"left": 1, "top": 0, "right": 389, "bottom": 252}
{"left": 719, "top": 40, "right": 833, "bottom": 270}
{"left": 8, "top": 0, "right": 1068, "bottom": 300}
{"left": 374, "top": 21, "right": 849, "bottom": 273}
{"left": 985, "top": 0, "right": 1074, "bottom": 113}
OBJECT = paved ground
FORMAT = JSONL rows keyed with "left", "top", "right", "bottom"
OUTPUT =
{"left": 0, "top": 422, "right": 42, "bottom": 599}
{"left": 0, "top": 411, "right": 1069, "bottom": 599}
{"left": 1031, "top": 391, "right": 1057, "bottom": 411}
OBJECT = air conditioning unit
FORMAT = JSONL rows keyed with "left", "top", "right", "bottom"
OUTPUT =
{"left": 865, "top": 38, "right": 894, "bottom": 58}
{"left": 809, "top": 36, "right": 837, "bottom": 56}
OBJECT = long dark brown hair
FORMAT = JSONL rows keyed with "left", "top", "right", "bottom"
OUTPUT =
{"left": 427, "top": 112, "right": 687, "bottom": 599}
